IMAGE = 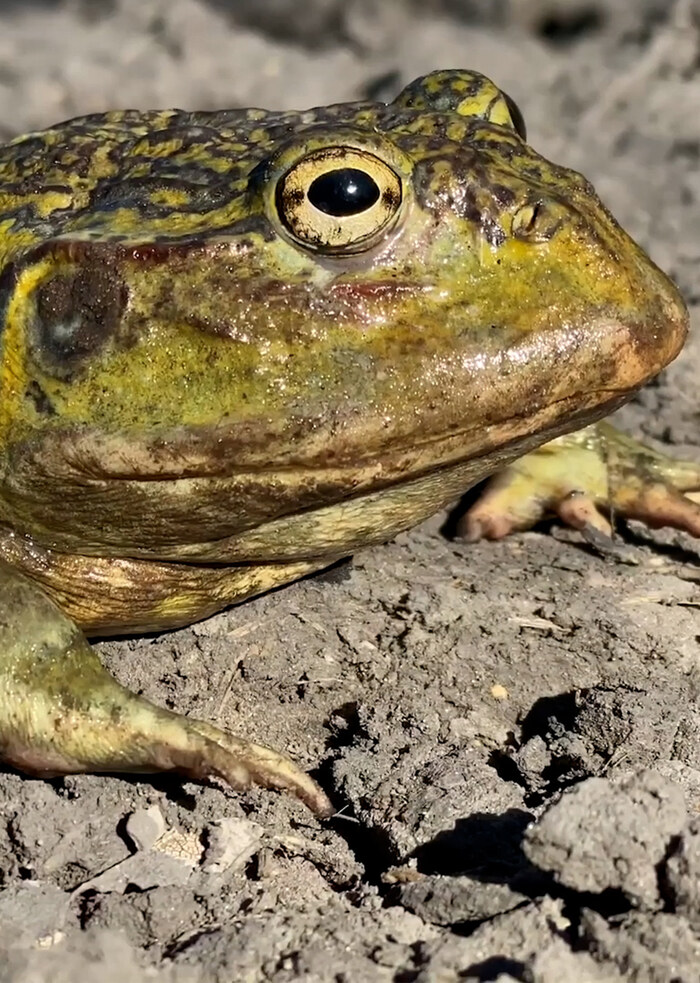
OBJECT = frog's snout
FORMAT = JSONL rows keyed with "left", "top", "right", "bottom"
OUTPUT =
{"left": 609, "top": 258, "right": 689, "bottom": 394}
{"left": 526, "top": 208, "right": 690, "bottom": 399}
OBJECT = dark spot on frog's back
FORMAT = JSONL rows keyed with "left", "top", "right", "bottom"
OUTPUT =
{"left": 30, "top": 264, "right": 128, "bottom": 380}
{"left": 90, "top": 174, "right": 241, "bottom": 217}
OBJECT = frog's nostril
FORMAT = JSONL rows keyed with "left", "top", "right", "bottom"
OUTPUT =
{"left": 511, "top": 203, "right": 538, "bottom": 236}
{"left": 510, "top": 201, "right": 556, "bottom": 242}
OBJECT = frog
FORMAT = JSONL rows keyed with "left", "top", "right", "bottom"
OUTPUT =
{"left": 0, "top": 69, "right": 697, "bottom": 818}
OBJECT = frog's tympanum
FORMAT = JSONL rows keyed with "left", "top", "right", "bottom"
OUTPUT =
{"left": 0, "top": 71, "right": 697, "bottom": 815}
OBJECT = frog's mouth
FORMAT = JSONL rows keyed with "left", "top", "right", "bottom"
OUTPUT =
{"left": 3, "top": 303, "right": 685, "bottom": 562}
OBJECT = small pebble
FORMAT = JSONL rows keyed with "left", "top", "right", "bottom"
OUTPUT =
{"left": 124, "top": 806, "right": 167, "bottom": 852}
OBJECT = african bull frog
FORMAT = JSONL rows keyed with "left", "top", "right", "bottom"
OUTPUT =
{"left": 0, "top": 70, "right": 697, "bottom": 817}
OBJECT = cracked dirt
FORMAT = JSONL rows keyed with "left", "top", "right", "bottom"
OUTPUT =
{"left": 0, "top": 1, "right": 699, "bottom": 981}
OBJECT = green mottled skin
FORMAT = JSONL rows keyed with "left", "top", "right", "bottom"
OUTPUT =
{"left": 0, "top": 71, "right": 693, "bottom": 812}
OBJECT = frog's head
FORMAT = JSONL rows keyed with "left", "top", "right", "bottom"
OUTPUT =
{"left": 0, "top": 70, "right": 688, "bottom": 557}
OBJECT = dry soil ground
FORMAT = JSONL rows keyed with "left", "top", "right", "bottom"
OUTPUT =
{"left": 0, "top": 1, "right": 699, "bottom": 981}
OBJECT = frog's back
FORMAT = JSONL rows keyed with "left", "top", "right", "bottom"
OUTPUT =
{"left": 0, "top": 106, "right": 289, "bottom": 259}
{"left": 0, "top": 100, "right": 411, "bottom": 260}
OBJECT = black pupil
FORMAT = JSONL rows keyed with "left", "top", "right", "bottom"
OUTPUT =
{"left": 307, "top": 168, "right": 380, "bottom": 217}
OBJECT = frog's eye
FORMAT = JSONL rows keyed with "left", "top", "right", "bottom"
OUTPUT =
{"left": 275, "top": 147, "right": 402, "bottom": 252}
{"left": 503, "top": 92, "right": 527, "bottom": 141}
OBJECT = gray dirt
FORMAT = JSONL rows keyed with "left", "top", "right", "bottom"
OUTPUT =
{"left": 0, "top": 1, "right": 699, "bottom": 981}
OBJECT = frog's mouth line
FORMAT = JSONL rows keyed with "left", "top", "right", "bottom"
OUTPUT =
{"left": 15, "top": 385, "right": 620, "bottom": 495}
{"left": 2, "top": 303, "right": 684, "bottom": 560}
{"left": 46, "top": 382, "right": 643, "bottom": 486}
{"left": 34, "top": 314, "right": 679, "bottom": 487}
{"left": 18, "top": 384, "right": 625, "bottom": 483}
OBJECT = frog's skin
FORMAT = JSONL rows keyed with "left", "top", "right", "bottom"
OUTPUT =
{"left": 0, "top": 70, "right": 697, "bottom": 816}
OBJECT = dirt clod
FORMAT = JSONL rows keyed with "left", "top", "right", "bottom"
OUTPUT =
{"left": 523, "top": 770, "right": 687, "bottom": 908}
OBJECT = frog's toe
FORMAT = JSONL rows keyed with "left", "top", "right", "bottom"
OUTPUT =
{"left": 0, "top": 565, "right": 332, "bottom": 816}
{"left": 460, "top": 423, "right": 700, "bottom": 542}
{"left": 458, "top": 448, "right": 614, "bottom": 541}
{"left": 7, "top": 697, "right": 333, "bottom": 816}
{"left": 182, "top": 720, "right": 334, "bottom": 816}
{"left": 610, "top": 478, "right": 700, "bottom": 537}
{"left": 458, "top": 466, "right": 614, "bottom": 541}
{"left": 553, "top": 490, "right": 613, "bottom": 536}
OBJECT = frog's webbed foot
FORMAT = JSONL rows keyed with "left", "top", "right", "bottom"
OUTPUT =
{"left": 0, "top": 565, "right": 332, "bottom": 816}
{"left": 460, "top": 422, "right": 700, "bottom": 542}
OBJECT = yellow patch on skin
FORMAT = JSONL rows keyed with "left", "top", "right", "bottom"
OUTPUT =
{"left": 455, "top": 91, "right": 513, "bottom": 127}
{"left": 33, "top": 191, "right": 74, "bottom": 219}
{"left": 0, "top": 254, "right": 56, "bottom": 437}
{"left": 148, "top": 187, "right": 193, "bottom": 208}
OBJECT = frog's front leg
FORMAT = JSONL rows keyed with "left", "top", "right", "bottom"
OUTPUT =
{"left": 461, "top": 422, "right": 700, "bottom": 541}
{"left": 0, "top": 564, "right": 332, "bottom": 815}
